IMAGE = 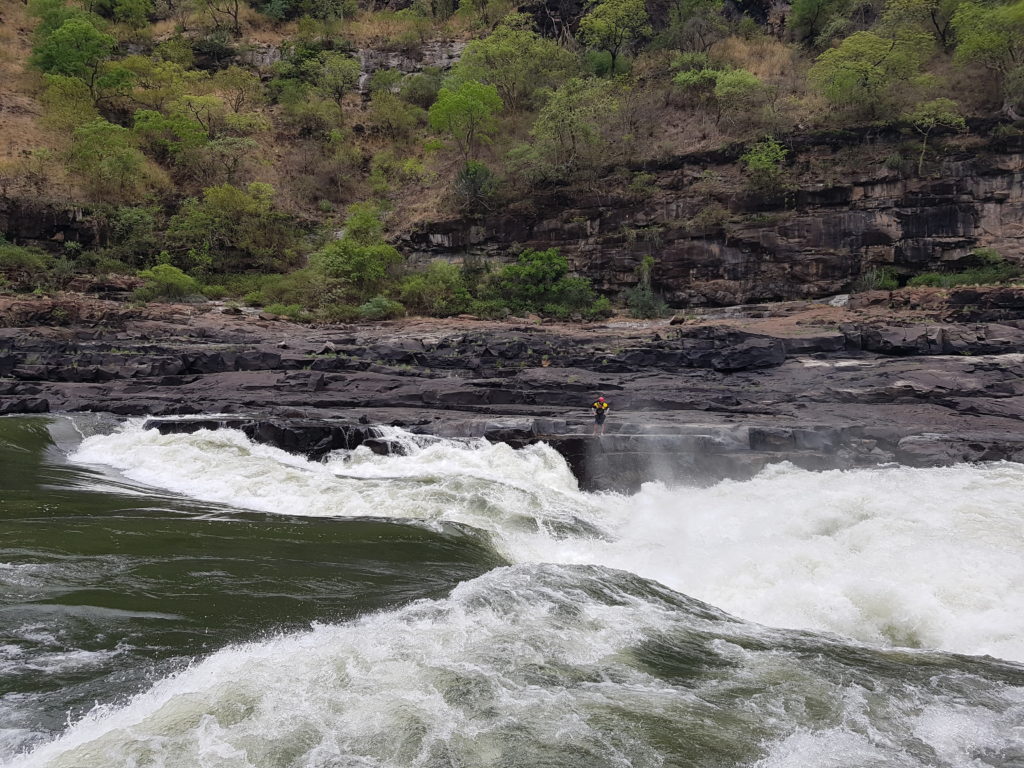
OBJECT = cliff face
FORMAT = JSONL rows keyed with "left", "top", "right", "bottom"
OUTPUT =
{"left": 405, "top": 135, "right": 1024, "bottom": 307}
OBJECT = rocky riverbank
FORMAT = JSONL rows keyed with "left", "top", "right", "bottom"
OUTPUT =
{"left": 5, "top": 287, "right": 1024, "bottom": 491}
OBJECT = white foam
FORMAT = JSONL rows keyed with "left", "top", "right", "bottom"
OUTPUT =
{"left": 7, "top": 566, "right": 1020, "bottom": 768}
{"left": 68, "top": 422, "right": 1024, "bottom": 662}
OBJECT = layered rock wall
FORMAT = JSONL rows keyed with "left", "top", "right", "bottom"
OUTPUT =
{"left": 405, "top": 137, "right": 1024, "bottom": 307}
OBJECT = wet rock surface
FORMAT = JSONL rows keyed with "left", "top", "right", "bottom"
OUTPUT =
{"left": 6, "top": 290, "right": 1024, "bottom": 491}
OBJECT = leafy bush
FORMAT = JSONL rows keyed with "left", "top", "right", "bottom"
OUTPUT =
{"left": 906, "top": 252, "right": 1020, "bottom": 287}
{"left": 852, "top": 266, "right": 899, "bottom": 292}
{"left": 627, "top": 255, "right": 669, "bottom": 318}
{"left": 264, "top": 302, "right": 305, "bottom": 319}
{"left": 740, "top": 138, "right": 788, "bottom": 192}
{"left": 468, "top": 298, "right": 510, "bottom": 318}
{"left": 79, "top": 252, "right": 132, "bottom": 275}
{"left": 0, "top": 242, "right": 55, "bottom": 291}
{"left": 482, "top": 248, "right": 608, "bottom": 319}
{"left": 201, "top": 284, "right": 228, "bottom": 299}
{"left": 357, "top": 295, "right": 405, "bottom": 320}
{"left": 309, "top": 204, "right": 404, "bottom": 303}
{"left": 401, "top": 67, "right": 444, "bottom": 109}
{"left": 400, "top": 261, "right": 472, "bottom": 316}
{"left": 135, "top": 263, "right": 200, "bottom": 301}
{"left": 167, "top": 183, "right": 299, "bottom": 274}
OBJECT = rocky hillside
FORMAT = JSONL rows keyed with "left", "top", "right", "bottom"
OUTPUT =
{"left": 1, "top": 0, "right": 1023, "bottom": 314}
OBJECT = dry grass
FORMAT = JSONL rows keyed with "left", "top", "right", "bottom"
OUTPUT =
{"left": 0, "top": 0, "right": 81, "bottom": 200}
{"left": 712, "top": 35, "right": 802, "bottom": 86}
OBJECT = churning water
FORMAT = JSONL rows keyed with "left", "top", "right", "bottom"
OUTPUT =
{"left": 2, "top": 416, "right": 1023, "bottom": 767}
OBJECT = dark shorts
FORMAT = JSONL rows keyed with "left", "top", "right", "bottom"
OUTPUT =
{"left": 594, "top": 412, "right": 606, "bottom": 424}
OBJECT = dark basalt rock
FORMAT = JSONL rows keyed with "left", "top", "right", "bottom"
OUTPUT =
{"left": 8, "top": 296, "right": 1024, "bottom": 492}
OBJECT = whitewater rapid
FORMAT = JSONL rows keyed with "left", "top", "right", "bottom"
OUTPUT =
{"left": 9, "top": 564, "right": 1024, "bottom": 768}
{"left": 67, "top": 420, "right": 1024, "bottom": 661}
{"left": 5, "top": 417, "right": 1024, "bottom": 768}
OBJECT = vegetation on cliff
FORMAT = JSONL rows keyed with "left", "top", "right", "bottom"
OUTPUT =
{"left": 0, "top": 0, "right": 1022, "bottom": 319}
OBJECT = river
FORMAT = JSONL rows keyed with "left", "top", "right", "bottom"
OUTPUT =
{"left": 2, "top": 415, "right": 1023, "bottom": 767}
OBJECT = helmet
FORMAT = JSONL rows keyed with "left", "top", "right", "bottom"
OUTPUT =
{"left": 598, "top": 397, "right": 605, "bottom": 402}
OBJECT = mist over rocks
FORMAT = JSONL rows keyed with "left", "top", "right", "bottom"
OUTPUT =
{"left": 6, "top": 289, "right": 1024, "bottom": 490}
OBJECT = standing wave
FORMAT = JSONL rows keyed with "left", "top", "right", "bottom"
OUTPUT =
{"left": 69, "top": 421, "right": 1024, "bottom": 661}
{"left": 6, "top": 565, "right": 1024, "bottom": 768}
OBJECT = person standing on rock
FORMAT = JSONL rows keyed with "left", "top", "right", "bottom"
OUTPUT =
{"left": 592, "top": 396, "right": 610, "bottom": 436}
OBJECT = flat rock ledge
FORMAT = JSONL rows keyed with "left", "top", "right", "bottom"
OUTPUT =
{"left": 8, "top": 290, "right": 1024, "bottom": 493}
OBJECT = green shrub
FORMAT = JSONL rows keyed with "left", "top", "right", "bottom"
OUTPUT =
{"left": 80, "top": 252, "right": 132, "bottom": 275}
{"left": 627, "top": 289, "right": 668, "bottom": 318}
{"left": 201, "top": 284, "right": 228, "bottom": 299}
{"left": 483, "top": 248, "right": 600, "bottom": 317}
{"left": 852, "top": 266, "right": 899, "bottom": 292}
{"left": 316, "top": 301, "right": 359, "bottom": 323}
{"left": 468, "top": 298, "right": 509, "bottom": 319}
{"left": 401, "top": 67, "right": 444, "bottom": 109}
{"left": 400, "top": 261, "right": 472, "bottom": 316}
{"left": 907, "top": 263, "right": 1021, "bottom": 288}
{"left": 256, "top": 269, "right": 316, "bottom": 306}
{"left": 906, "top": 272, "right": 944, "bottom": 287}
{"left": 453, "top": 160, "right": 497, "bottom": 212}
{"left": 309, "top": 203, "right": 404, "bottom": 303}
{"left": 587, "top": 296, "right": 615, "bottom": 319}
{"left": 135, "top": 263, "right": 200, "bottom": 301}
{"left": 741, "top": 138, "right": 788, "bottom": 193}
{"left": 357, "top": 296, "right": 405, "bottom": 320}
{"left": 0, "top": 242, "right": 56, "bottom": 290}
{"left": 264, "top": 302, "right": 305, "bottom": 320}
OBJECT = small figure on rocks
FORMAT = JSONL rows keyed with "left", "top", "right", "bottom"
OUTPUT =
{"left": 592, "top": 396, "right": 610, "bottom": 436}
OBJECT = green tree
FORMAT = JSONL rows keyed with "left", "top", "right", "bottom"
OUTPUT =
{"left": 135, "top": 264, "right": 200, "bottom": 301}
{"left": 100, "top": 55, "right": 207, "bottom": 112}
{"left": 904, "top": 97, "right": 967, "bottom": 173}
{"left": 675, "top": 63, "right": 770, "bottom": 127}
{"left": 30, "top": 18, "right": 116, "bottom": 93}
{"left": 28, "top": 0, "right": 97, "bottom": 39}
{"left": 513, "top": 77, "right": 620, "bottom": 182}
{"left": 167, "top": 182, "right": 297, "bottom": 273}
{"left": 113, "top": 0, "right": 152, "bottom": 27}
{"left": 68, "top": 118, "right": 153, "bottom": 200}
{"left": 627, "top": 255, "right": 669, "bottom": 318}
{"left": 953, "top": 0, "right": 1024, "bottom": 118}
{"left": 427, "top": 80, "right": 503, "bottom": 160}
{"left": 450, "top": 14, "right": 578, "bottom": 112}
{"left": 367, "top": 92, "right": 425, "bottom": 141}
{"left": 578, "top": 0, "right": 652, "bottom": 74}
{"left": 40, "top": 74, "right": 98, "bottom": 130}
{"left": 788, "top": 0, "right": 849, "bottom": 45}
{"left": 808, "top": 31, "right": 934, "bottom": 116}
{"left": 316, "top": 52, "right": 361, "bottom": 105}
{"left": 213, "top": 65, "right": 264, "bottom": 112}
{"left": 657, "top": 0, "right": 728, "bottom": 52}
{"left": 309, "top": 203, "right": 404, "bottom": 300}
{"left": 134, "top": 109, "right": 209, "bottom": 164}
{"left": 879, "top": 0, "right": 963, "bottom": 50}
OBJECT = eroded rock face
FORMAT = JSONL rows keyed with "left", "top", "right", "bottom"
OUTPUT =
{"left": 404, "top": 138, "right": 1024, "bottom": 307}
